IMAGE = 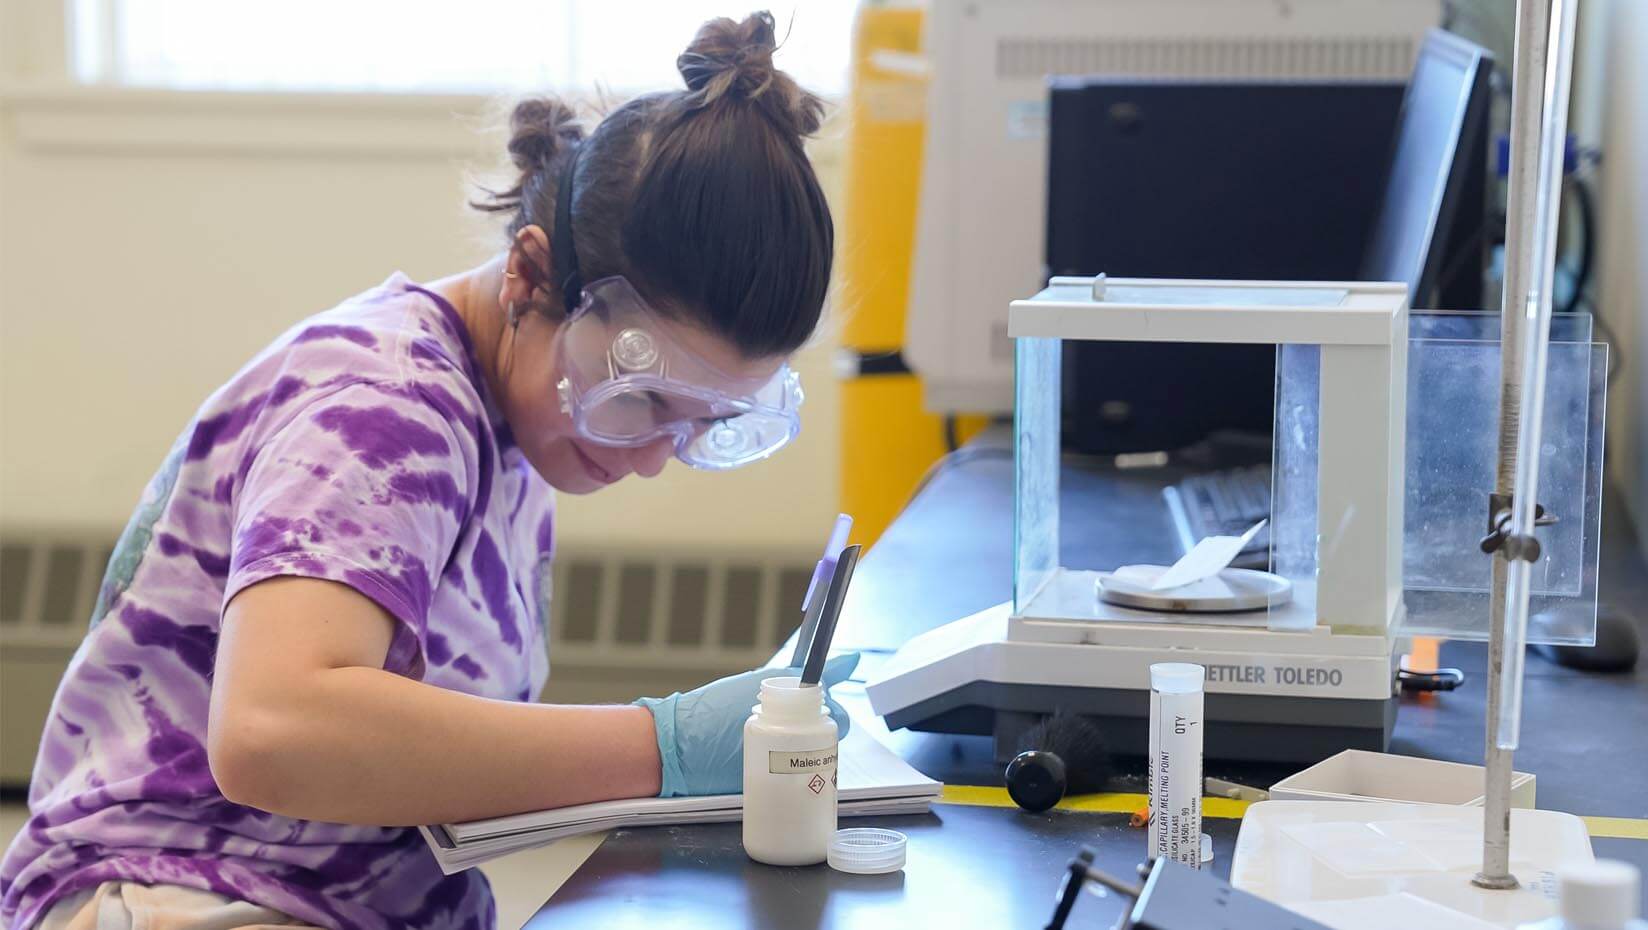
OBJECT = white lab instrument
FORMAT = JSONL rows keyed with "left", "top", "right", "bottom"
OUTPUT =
{"left": 867, "top": 271, "right": 1606, "bottom": 763}
{"left": 1148, "top": 663, "right": 1204, "bottom": 868}
{"left": 870, "top": 279, "right": 1414, "bottom": 762}
{"left": 905, "top": 0, "right": 1441, "bottom": 413}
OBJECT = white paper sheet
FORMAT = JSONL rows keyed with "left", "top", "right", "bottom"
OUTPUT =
{"left": 1148, "top": 519, "right": 1267, "bottom": 591}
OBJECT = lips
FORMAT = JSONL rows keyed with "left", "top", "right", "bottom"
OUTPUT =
{"left": 571, "top": 444, "right": 616, "bottom": 485}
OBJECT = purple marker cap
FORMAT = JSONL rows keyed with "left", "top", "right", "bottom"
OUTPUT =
{"left": 789, "top": 514, "right": 853, "bottom": 668}
{"left": 801, "top": 514, "right": 854, "bottom": 614}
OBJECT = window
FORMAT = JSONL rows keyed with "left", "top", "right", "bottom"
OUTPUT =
{"left": 69, "top": 1, "right": 857, "bottom": 97}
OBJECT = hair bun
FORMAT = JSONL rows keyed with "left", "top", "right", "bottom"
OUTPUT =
{"left": 676, "top": 11, "right": 823, "bottom": 137}
{"left": 504, "top": 97, "right": 584, "bottom": 172}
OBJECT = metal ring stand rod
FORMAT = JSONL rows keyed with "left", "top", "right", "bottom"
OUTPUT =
{"left": 1477, "top": 0, "right": 1581, "bottom": 890}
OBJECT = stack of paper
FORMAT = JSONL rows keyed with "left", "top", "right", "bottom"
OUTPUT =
{"left": 419, "top": 729, "right": 942, "bottom": 874}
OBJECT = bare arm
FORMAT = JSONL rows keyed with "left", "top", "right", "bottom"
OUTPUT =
{"left": 208, "top": 576, "right": 662, "bottom": 826}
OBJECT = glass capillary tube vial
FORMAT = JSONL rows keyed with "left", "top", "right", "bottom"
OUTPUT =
{"left": 1149, "top": 663, "right": 1205, "bottom": 868}
{"left": 1497, "top": 0, "right": 1579, "bottom": 752}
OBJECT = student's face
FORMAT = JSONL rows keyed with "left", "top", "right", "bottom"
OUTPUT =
{"left": 495, "top": 312, "right": 779, "bottom": 494}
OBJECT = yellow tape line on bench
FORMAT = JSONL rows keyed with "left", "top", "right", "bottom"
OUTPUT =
{"left": 937, "top": 785, "right": 1648, "bottom": 839}
{"left": 1584, "top": 816, "right": 1648, "bottom": 841}
{"left": 938, "top": 785, "right": 1249, "bottom": 819}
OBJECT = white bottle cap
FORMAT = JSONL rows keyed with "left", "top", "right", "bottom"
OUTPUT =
{"left": 1560, "top": 860, "right": 1641, "bottom": 927}
{"left": 1150, "top": 663, "right": 1206, "bottom": 694}
{"left": 757, "top": 676, "right": 825, "bottom": 721}
{"left": 828, "top": 828, "right": 906, "bottom": 874}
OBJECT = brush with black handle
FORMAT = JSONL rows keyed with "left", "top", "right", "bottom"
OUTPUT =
{"left": 1005, "top": 712, "right": 1116, "bottom": 813}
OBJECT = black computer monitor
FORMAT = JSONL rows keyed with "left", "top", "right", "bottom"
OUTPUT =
{"left": 1360, "top": 29, "right": 1494, "bottom": 309}
{"left": 1047, "top": 81, "right": 1402, "bottom": 454}
{"left": 1047, "top": 30, "right": 1492, "bottom": 455}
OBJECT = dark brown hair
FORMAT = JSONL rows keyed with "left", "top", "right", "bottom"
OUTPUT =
{"left": 474, "top": 11, "right": 834, "bottom": 358}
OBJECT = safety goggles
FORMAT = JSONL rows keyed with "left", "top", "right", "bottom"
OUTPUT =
{"left": 552, "top": 276, "right": 804, "bottom": 470}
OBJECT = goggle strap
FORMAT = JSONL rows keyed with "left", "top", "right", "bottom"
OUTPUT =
{"left": 552, "top": 143, "right": 584, "bottom": 316}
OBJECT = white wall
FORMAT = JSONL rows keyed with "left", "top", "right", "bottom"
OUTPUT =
{"left": 0, "top": 22, "right": 844, "bottom": 552}
{"left": 1587, "top": 0, "right": 1648, "bottom": 544}
{"left": 2, "top": 0, "right": 1642, "bottom": 553}
{"left": 1, "top": 0, "right": 66, "bottom": 81}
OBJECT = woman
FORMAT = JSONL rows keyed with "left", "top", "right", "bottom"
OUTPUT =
{"left": 1, "top": 12, "right": 853, "bottom": 930}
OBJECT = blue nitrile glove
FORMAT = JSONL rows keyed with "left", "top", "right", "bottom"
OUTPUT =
{"left": 636, "top": 652, "right": 860, "bottom": 797}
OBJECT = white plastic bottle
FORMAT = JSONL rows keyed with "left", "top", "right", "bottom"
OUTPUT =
{"left": 1519, "top": 860, "right": 1648, "bottom": 930}
{"left": 742, "top": 675, "right": 838, "bottom": 865}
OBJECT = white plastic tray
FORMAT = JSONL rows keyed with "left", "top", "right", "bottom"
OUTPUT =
{"left": 1231, "top": 800, "right": 1592, "bottom": 929}
{"left": 1269, "top": 750, "right": 1536, "bottom": 808}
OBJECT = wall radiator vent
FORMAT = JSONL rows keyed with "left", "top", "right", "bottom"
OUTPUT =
{"left": 0, "top": 533, "right": 816, "bottom": 783}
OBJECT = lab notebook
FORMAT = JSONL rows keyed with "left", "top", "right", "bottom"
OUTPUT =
{"left": 418, "top": 729, "right": 943, "bottom": 874}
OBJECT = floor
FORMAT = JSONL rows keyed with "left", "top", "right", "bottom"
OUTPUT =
{"left": 0, "top": 803, "right": 600, "bottom": 930}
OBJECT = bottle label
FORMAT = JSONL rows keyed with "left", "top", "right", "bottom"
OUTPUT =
{"left": 1149, "top": 688, "right": 1204, "bottom": 868}
{"left": 767, "top": 747, "right": 838, "bottom": 775}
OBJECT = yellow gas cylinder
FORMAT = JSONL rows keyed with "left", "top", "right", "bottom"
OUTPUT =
{"left": 839, "top": 3, "right": 986, "bottom": 548}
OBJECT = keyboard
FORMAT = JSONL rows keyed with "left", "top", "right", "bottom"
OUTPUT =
{"left": 1162, "top": 466, "right": 1272, "bottom": 570}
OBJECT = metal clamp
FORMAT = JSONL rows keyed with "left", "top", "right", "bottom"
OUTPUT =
{"left": 1047, "top": 847, "right": 1143, "bottom": 930}
{"left": 1479, "top": 492, "right": 1558, "bottom": 562}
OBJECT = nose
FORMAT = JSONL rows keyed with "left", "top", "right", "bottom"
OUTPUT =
{"left": 631, "top": 438, "right": 674, "bottom": 478}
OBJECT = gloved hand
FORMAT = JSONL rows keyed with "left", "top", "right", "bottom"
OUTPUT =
{"left": 636, "top": 652, "right": 860, "bottom": 797}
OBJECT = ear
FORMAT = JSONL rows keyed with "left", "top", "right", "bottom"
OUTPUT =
{"left": 502, "top": 225, "right": 555, "bottom": 316}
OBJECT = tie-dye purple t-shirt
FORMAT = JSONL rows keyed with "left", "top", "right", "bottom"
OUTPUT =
{"left": 0, "top": 273, "right": 554, "bottom": 930}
